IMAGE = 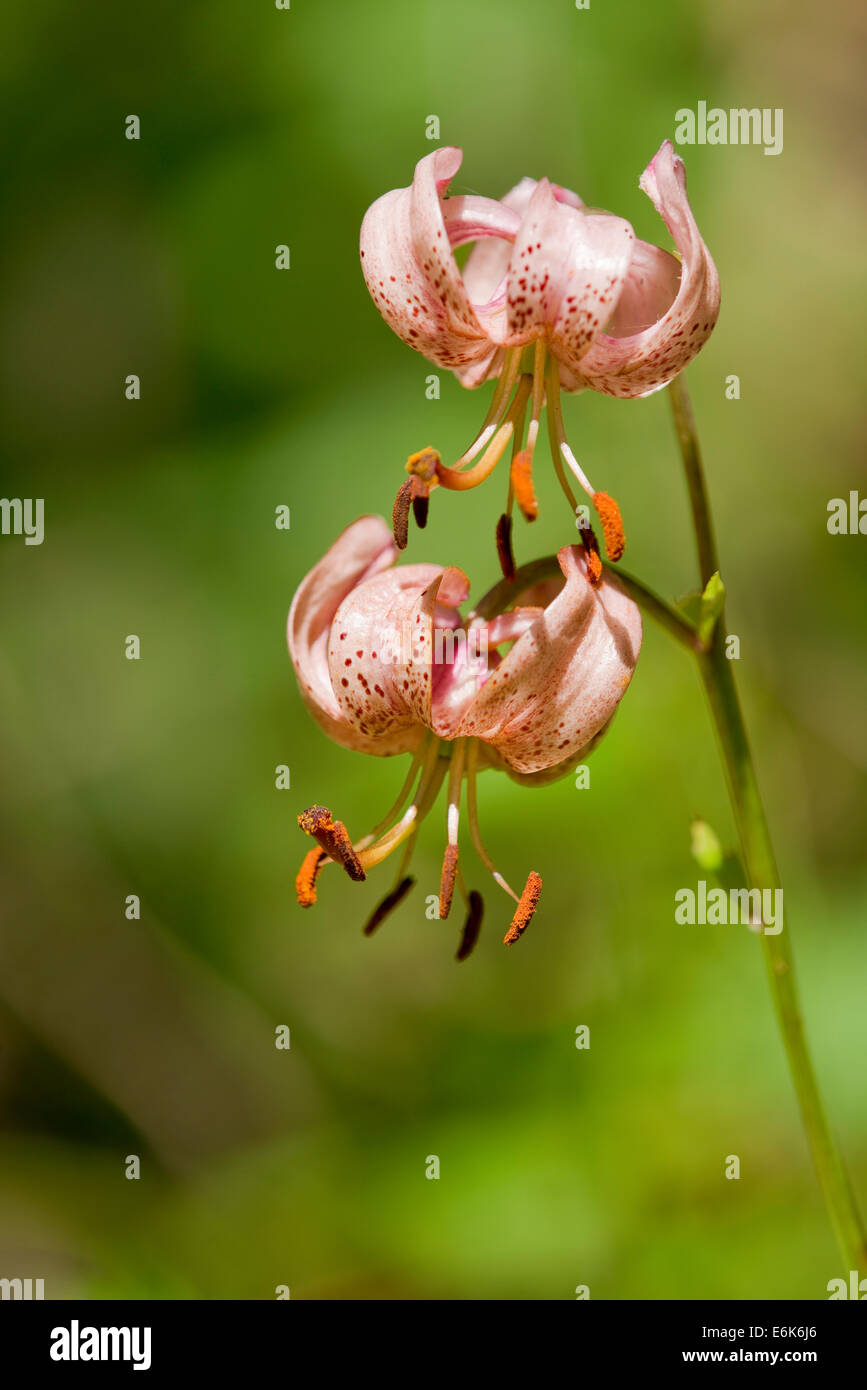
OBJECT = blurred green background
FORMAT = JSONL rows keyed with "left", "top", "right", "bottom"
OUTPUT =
{"left": 1, "top": 0, "right": 865, "bottom": 1300}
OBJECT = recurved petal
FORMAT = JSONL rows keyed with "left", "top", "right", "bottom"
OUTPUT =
{"left": 288, "top": 516, "right": 417, "bottom": 756}
{"left": 603, "top": 237, "right": 682, "bottom": 336}
{"left": 360, "top": 147, "right": 508, "bottom": 382}
{"left": 331, "top": 557, "right": 480, "bottom": 740}
{"left": 455, "top": 547, "right": 642, "bottom": 774}
{"left": 327, "top": 561, "right": 445, "bottom": 745}
{"left": 572, "top": 140, "right": 720, "bottom": 398}
{"left": 504, "top": 180, "right": 635, "bottom": 372}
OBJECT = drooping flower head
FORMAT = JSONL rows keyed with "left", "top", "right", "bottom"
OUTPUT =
{"left": 289, "top": 516, "right": 642, "bottom": 956}
{"left": 360, "top": 140, "right": 720, "bottom": 573}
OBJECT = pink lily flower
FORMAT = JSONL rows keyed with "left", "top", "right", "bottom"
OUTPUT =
{"left": 361, "top": 139, "right": 719, "bottom": 398}
{"left": 360, "top": 140, "right": 720, "bottom": 570}
{"left": 289, "top": 515, "right": 642, "bottom": 955}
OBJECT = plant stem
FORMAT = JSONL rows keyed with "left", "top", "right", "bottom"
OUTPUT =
{"left": 669, "top": 375, "right": 867, "bottom": 1272}
{"left": 669, "top": 375, "right": 719, "bottom": 583}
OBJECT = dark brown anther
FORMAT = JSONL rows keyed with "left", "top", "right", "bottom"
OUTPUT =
{"left": 510, "top": 449, "right": 539, "bottom": 521}
{"left": 362, "top": 875, "right": 415, "bottom": 936}
{"left": 456, "top": 890, "right": 484, "bottom": 962}
{"left": 495, "top": 513, "right": 516, "bottom": 583}
{"left": 296, "top": 847, "right": 327, "bottom": 907}
{"left": 392, "top": 479, "right": 414, "bottom": 550}
{"left": 298, "top": 804, "right": 366, "bottom": 882}
{"left": 503, "top": 871, "right": 542, "bottom": 945}
{"left": 439, "top": 843, "right": 459, "bottom": 920}
{"left": 412, "top": 486, "right": 429, "bottom": 530}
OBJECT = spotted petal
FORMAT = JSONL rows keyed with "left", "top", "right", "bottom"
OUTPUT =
{"left": 454, "top": 547, "right": 642, "bottom": 774}
{"left": 360, "top": 147, "right": 518, "bottom": 387}
{"left": 569, "top": 140, "right": 721, "bottom": 397}
{"left": 504, "top": 178, "right": 636, "bottom": 373}
{"left": 287, "top": 516, "right": 420, "bottom": 756}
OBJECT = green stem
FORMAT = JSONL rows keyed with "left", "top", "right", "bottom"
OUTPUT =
{"left": 669, "top": 376, "right": 867, "bottom": 1272}
{"left": 669, "top": 375, "right": 719, "bottom": 584}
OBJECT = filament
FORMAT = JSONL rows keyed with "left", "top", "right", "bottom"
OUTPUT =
{"left": 455, "top": 346, "right": 524, "bottom": 466}
{"left": 354, "top": 735, "right": 432, "bottom": 850}
{"left": 358, "top": 739, "right": 447, "bottom": 870}
{"left": 465, "top": 740, "right": 520, "bottom": 903}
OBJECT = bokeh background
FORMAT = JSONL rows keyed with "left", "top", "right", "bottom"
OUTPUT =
{"left": 1, "top": 0, "right": 865, "bottom": 1300}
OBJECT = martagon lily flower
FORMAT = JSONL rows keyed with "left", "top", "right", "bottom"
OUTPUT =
{"left": 360, "top": 139, "right": 720, "bottom": 576}
{"left": 289, "top": 515, "right": 642, "bottom": 958}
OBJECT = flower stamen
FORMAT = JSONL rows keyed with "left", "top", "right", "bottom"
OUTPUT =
{"left": 592, "top": 491, "right": 625, "bottom": 562}
{"left": 439, "top": 739, "right": 466, "bottom": 919}
{"left": 393, "top": 467, "right": 437, "bottom": 550}
{"left": 440, "top": 845, "right": 459, "bottom": 920}
{"left": 454, "top": 346, "right": 524, "bottom": 467}
{"left": 296, "top": 846, "right": 327, "bottom": 907}
{"left": 510, "top": 340, "right": 545, "bottom": 523}
{"left": 510, "top": 451, "right": 538, "bottom": 522}
{"left": 436, "top": 417, "right": 516, "bottom": 491}
{"left": 495, "top": 513, "right": 516, "bottom": 583}
{"left": 358, "top": 738, "right": 447, "bottom": 870}
{"left": 456, "top": 889, "right": 484, "bottom": 962}
{"left": 578, "top": 518, "right": 603, "bottom": 586}
{"left": 362, "top": 875, "right": 416, "bottom": 936}
{"left": 503, "top": 871, "right": 543, "bottom": 945}
{"left": 546, "top": 357, "right": 627, "bottom": 562}
{"left": 465, "top": 740, "right": 520, "bottom": 904}
{"left": 354, "top": 736, "right": 431, "bottom": 851}
{"left": 298, "top": 805, "right": 366, "bottom": 881}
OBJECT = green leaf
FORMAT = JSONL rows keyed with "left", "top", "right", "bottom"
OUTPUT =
{"left": 697, "top": 571, "right": 726, "bottom": 647}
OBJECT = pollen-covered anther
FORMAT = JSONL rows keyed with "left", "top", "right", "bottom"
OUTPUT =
{"left": 439, "top": 843, "right": 459, "bottom": 920}
{"left": 576, "top": 518, "right": 603, "bottom": 587}
{"left": 298, "top": 804, "right": 366, "bottom": 882}
{"left": 503, "top": 871, "right": 542, "bottom": 945}
{"left": 586, "top": 547, "right": 603, "bottom": 586}
{"left": 363, "top": 875, "right": 415, "bottom": 936}
{"left": 456, "top": 890, "right": 484, "bottom": 962}
{"left": 496, "top": 513, "right": 516, "bottom": 583}
{"left": 296, "top": 847, "right": 327, "bottom": 907}
{"left": 394, "top": 470, "right": 434, "bottom": 547}
{"left": 406, "top": 446, "right": 441, "bottom": 483}
{"left": 392, "top": 478, "right": 415, "bottom": 549}
{"left": 510, "top": 449, "right": 539, "bottom": 521}
{"left": 592, "top": 491, "right": 626, "bottom": 562}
